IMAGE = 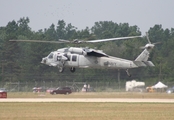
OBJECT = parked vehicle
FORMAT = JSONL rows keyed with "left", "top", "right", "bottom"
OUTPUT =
{"left": 50, "top": 87, "right": 72, "bottom": 95}
{"left": 166, "top": 88, "right": 174, "bottom": 94}
{"left": 32, "top": 87, "right": 46, "bottom": 93}
{"left": 146, "top": 87, "right": 155, "bottom": 93}
{"left": 0, "top": 88, "right": 7, "bottom": 92}
{"left": 46, "top": 88, "right": 56, "bottom": 93}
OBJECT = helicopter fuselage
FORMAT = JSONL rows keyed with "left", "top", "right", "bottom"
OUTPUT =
{"left": 41, "top": 49, "right": 138, "bottom": 71}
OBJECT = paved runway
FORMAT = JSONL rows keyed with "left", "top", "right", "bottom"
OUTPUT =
{"left": 0, "top": 98, "right": 174, "bottom": 103}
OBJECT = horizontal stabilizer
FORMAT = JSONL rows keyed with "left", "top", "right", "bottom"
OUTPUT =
{"left": 134, "top": 61, "right": 155, "bottom": 67}
{"left": 143, "top": 61, "right": 155, "bottom": 67}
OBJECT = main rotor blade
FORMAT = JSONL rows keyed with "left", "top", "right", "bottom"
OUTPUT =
{"left": 9, "top": 36, "right": 141, "bottom": 44}
{"left": 153, "top": 42, "right": 161, "bottom": 45}
{"left": 9, "top": 40, "right": 65, "bottom": 43}
{"left": 58, "top": 39, "right": 71, "bottom": 43}
{"left": 86, "top": 36, "right": 141, "bottom": 43}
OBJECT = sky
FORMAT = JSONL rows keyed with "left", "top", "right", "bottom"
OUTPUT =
{"left": 1, "top": 0, "right": 174, "bottom": 35}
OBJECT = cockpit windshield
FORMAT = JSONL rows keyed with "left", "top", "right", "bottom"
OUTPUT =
{"left": 57, "top": 48, "right": 68, "bottom": 52}
{"left": 48, "top": 53, "right": 53, "bottom": 59}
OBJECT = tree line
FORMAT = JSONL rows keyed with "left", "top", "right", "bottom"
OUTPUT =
{"left": 0, "top": 17, "right": 174, "bottom": 83}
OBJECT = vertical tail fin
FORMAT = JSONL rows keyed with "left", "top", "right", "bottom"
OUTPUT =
{"left": 134, "top": 32, "right": 157, "bottom": 67}
{"left": 134, "top": 48, "right": 155, "bottom": 67}
{"left": 135, "top": 32, "right": 155, "bottom": 62}
{"left": 135, "top": 49, "right": 150, "bottom": 61}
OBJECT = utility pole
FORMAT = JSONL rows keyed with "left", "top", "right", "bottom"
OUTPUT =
{"left": 1, "top": 60, "right": 5, "bottom": 81}
{"left": 159, "top": 61, "right": 162, "bottom": 81}
{"left": 117, "top": 69, "right": 120, "bottom": 91}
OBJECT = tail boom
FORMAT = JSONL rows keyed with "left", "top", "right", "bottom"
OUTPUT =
{"left": 133, "top": 61, "right": 155, "bottom": 67}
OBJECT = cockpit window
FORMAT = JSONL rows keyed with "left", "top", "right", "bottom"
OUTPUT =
{"left": 64, "top": 48, "right": 69, "bottom": 52}
{"left": 48, "top": 53, "right": 53, "bottom": 59}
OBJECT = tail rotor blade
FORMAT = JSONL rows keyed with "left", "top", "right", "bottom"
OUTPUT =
{"left": 153, "top": 42, "right": 161, "bottom": 45}
{"left": 146, "top": 32, "right": 151, "bottom": 44}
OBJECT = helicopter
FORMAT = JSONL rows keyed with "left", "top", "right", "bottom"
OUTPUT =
{"left": 10, "top": 33, "right": 158, "bottom": 77}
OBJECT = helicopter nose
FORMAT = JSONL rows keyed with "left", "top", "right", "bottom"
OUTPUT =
{"left": 41, "top": 58, "right": 47, "bottom": 64}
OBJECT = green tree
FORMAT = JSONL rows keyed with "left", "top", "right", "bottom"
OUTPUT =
{"left": 56, "top": 20, "right": 66, "bottom": 39}
{"left": 1, "top": 21, "right": 21, "bottom": 82}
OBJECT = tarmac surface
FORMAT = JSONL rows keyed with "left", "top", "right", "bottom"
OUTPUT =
{"left": 0, "top": 98, "right": 174, "bottom": 103}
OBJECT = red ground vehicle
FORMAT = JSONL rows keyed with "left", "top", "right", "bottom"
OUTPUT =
{"left": 50, "top": 87, "right": 72, "bottom": 95}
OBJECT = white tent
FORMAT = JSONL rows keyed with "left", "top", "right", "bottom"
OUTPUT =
{"left": 152, "top": 81, "right": 168, "bottom": 89}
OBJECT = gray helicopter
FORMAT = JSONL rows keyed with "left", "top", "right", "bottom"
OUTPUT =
{"left": 10, "top": 33, "right": 158, "bottom": 77}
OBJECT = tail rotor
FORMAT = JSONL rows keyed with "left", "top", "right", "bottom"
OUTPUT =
{"left": 140, "top": 32, "right": 161, "bottom": 50}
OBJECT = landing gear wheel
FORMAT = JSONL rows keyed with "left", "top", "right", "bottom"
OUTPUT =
{"left": 65, "top": 92, "right": 69, "bottom": 95}
{"left": 58, "top": 66, "right": 64, "bottom": 73}
{"left": 70, "top": 67, "right": 76, "bottom": 73}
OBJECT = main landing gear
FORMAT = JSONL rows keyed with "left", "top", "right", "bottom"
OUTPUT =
{"left": 70, "top": 67, "right": 76, "bottom": 73}
{"left": 126, "top": 69, "right": 131, "bottom": 77}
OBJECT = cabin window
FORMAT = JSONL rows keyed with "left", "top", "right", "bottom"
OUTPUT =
{"left": 67, "top": 54, "right": 71, "bottom": 61}
{"left": 72, "top": 55, "right": 77, "bottom": 62}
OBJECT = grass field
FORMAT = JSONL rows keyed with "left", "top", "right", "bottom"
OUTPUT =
{"left": 5, "top": 92, "right": 174, "bottom": 99}
{"left": 0, "top": 92, "right": 174, "bottom": 120}
{"left": 0, "top": 102, "right": 174, "bottom": 120}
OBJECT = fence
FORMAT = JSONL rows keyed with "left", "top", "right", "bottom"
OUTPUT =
{"left": 0, "top": 80, "right": 174, "bottom": 92}
{"left": 0, "top": 81, "right": 124, "bottom": 92}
